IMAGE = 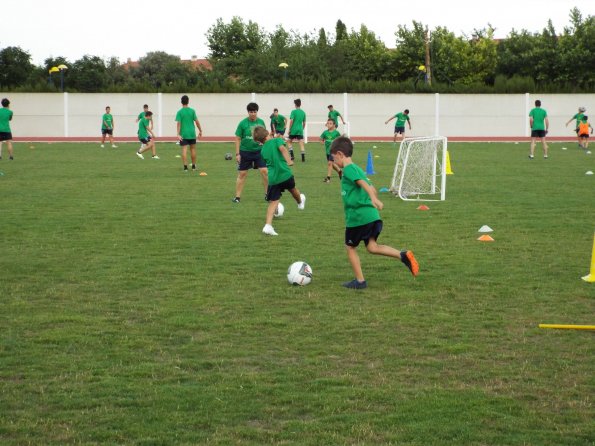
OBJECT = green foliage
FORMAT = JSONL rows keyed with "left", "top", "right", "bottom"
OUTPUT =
{"left": 0, "top": 46, "right": 35, "bottom": 88}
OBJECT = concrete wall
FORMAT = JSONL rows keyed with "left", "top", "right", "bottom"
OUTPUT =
{"left": 1, "top": 92, "right": 593, "bottom": 140}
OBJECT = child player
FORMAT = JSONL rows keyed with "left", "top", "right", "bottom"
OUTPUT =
{"left": 253, "top": 126, "right": 305, "bottom": 236}
{"left": 320, "top": 118, "right": 342, "bottom": 183}
{"left": 135, "top": 111, "right": 159, "bottom": 159}
{"left": 330, "top": 136, "right": 419, "bottom": 289}
{"left": 385, "top": 109, "right": 411, "bottom": 144}
{"left": 578, "top": 115, "right": 593, "bottom": 150}
{"left": 0, "top": 98, "right": 14, "bottom": 160}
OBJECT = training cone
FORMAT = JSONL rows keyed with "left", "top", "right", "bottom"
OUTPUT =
{"left": 477, "top": 234, "right": 494, "bottom": 242}
{"left": 417, "top": 205, "right": 430, "bottom": 211}
{"left": 199, "top": 172, "right": 208, "bottom": 176}
{"left": 446, "top": 150, "right": 454, "bottom": 175}
{"left": 478, "top": 225, "right": 493, "bottom": 233}
{"left": 366, "top": 150, "right": 376, "bottom": 175}
{"left": 582, "top": 233, "right": 595, "bottom": 283}
{"left": 586, "top": 171, "right": 594, "bottom": 175}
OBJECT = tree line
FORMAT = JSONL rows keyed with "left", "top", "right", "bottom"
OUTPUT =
{"left": 0, "top": 7, "right": 592, "bottom": 94}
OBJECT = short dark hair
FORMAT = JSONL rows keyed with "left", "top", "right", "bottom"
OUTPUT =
{"left": 1, "top": 98, "right": 9, "bottom": 107}
{"left": 294, "top": 98, "right": 301, "bottom": 107}
{"left": 535, "top": 100, "right": 541, "bottom": 107}
{"left": 143, "top": 104, "right": 149, "bottom": 109}
{"left": 247, "top": 102, "right": 259, "bottom": 112}
{"left": 404, "top": 109, "right": 410, "bottom": 114}
{"left": 145, "top": 111, "right": 153, "bottom": 117}
{"left": 330, "top": 136, "right": 353, "bottom": 157}
{"left": 328, "top": 105, "right": 333, "bottom": 109}
{"left": 273, "top": 108, "right": 278, "bottom": 112}
{"left": 253, "top": 126, "right": 269, "bottom": 144}
{"left": 181, "top": 95, "right": 189, "bottom": 105}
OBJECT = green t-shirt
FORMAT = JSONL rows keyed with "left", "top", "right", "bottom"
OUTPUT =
{"left": 0, "top": 108, "right": 13, "bottom": 133}
{"left": 138, "top": 117, "right": 151, "bottom": 139}
{"left": 102, "top": 113, "right": 113, "bottom": 129}
{"left": 328, "top": 109, "right": 342, "bottom": 126}
{"left": 394, "top": 112, "right": 410, "bottom": 127}
{"left": 138, "top": 111, "right": 145, "bottom": 120}
{"left": 341, "top": 163, "right": 380, "bottom": 228}
{"left": 572, "top": 113, "right": 585, "bottom": 128}
{"left": 529, "top": 107, "right": 547, "bottom": 131}
{"left": 235, "top": 117, "right": 266, "bottom": 152}
{"left": 320, "top": 129, "right": 341, "bottom": 155}
{"left": 175, "top": 107, "right": 198, "bottom": 139}
{"left": 261, "top": 137, "right": 293, "bottom": 186}
{"left": 289, "top": 108, "right": 306, "bottom": 136}
{"left": 271, "top": 114, "right": 286, "bottom": 132}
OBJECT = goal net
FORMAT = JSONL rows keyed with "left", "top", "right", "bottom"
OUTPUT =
{"left": 390, "top": 136, "right": 447, "bottom": 201}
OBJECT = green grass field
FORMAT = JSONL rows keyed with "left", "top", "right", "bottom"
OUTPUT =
{"left": 1, "top": 139, "right": 594, "bottom": 445}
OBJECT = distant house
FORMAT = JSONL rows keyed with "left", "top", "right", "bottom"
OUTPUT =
{"left": 122, "top": 55, "right": 212, "bottom": 71}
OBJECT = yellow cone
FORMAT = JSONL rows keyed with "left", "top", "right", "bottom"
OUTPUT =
{"left": 582, "top": 232, "right": 595, "bottom": 282}
{"left": 446, "top": 150, "right": 453, "bottom": 175}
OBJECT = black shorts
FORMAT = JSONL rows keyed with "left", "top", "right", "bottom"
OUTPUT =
{"left": 101, "top": 129, "right": 113, "bottom": 135}
{"left": 579, "top": 133, "right": 589, "bottom": 139}
{"left": 289, "top": 134, "right": 304, "bottom": 141}
{"left": 139, "top": 136, "right": 152, "bottom": 144}
{"left": 345, "top": 220, "right": 383, "bottom": 247}
{"left": 326, "top": 153, "right": 335, "bottom": 162}
{"left": 238, "top": 149, "right": 266, "bottom": 171}
{"left": 266, "top": 176, "right": 296, "bottom": 201}
{"left": 394, "top": 126, "right": 405, "bottom": 134}
{"left": 531, "top": 130, "right": 547, "bottom": 138}
{"left": 0, "top": 132, "right": 13, "bottom": 141}
{"left": 275, "top": 130, "right": 285, "bottom": 136}
{"left": 180, "top": 138, "right": 196, "bottom": 146}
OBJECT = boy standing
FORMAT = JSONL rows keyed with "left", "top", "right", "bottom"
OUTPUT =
{"left": 385, "top": 109, "right": 411, "bottom": 143}
{"left": 578, "top": 115, "right": 593, "bottom": 150}
{"left": 330, "top": 136, "right": 419, "bottom": 289}
{"left": 565, "top": 106, "right": 586, "bottom": 148}
{"left": 529, "top": 99, "right": 549, "bottom": 159}
{"left": 271, "top": 108, "right": 287, "bottom": 137}
{"left": 0, "top": 98, "right": 14, "bottom": 160}
{"left": 135, "top": 111, "right": 159, "bottom": 159}
{"left": 254, "top": 127, "right": 305, "bottom": 236}
{"left": 288, "top": 98, "right": 307, "bottom": 162}
{"left": 320, "top": 118, "right": 342, "bottom": 183}
{"left": 101, "top": 106, "right": 117, "bottom": 148}
{"left": 233, "top": 102, "right": 268, "bottom": 202}
{"left": 175, "top": 95, "right": 203, "bottom": 172}
{"left": 327, "top": 104, "right": 345, "bottom": 128}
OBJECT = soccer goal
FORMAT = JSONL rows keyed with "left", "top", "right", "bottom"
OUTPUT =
{"left": 390, "top": 136, "right": 447, "bottom": 201}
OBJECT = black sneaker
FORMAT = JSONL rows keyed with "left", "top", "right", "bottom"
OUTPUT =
{"left": 323, "top": 177, "right": 330, "bottom": 183}
{"left": 301, "top": 153, "right": 305, "bottom": 162}
{"left": 528, "top": 155, "right": 534, "bottom": 160}
{"left": 9, "top": 156, "right": 13, "bottom": 160}
{"left": 400, "top": 250, "right": 419, "bottom": 276}
{"left": 232, "top": 197, "right": 241, "bottom": 203}
{"left": 342, "top": 279, "right": 367, "bottom": 289}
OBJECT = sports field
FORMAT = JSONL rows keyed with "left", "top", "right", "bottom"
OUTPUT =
{"left": 1, "top": 140, "right": 593, "bottom": 445}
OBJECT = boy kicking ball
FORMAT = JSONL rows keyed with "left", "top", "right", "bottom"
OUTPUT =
{"left": 254, "top": 127, "right": 305, "bottom": 236}
{"left": 330, "top": 136, "right": 418, "bottom": 289}
{"left": 135, "top": 111, "right": 159, "bottom": 159}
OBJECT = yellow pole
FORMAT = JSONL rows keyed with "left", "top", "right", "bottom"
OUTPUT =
{"left": 582, "top": 232, "right": 595, "bottom": 282}
{"left": 539, "top": 324, "right": 595, "bottom": 331}
{"left": 446, "top": 151, "right": 453, "bottom": 175}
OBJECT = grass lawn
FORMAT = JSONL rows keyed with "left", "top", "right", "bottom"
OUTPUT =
{"left": 0, "top": 139, "right": 594, "bottom": 445}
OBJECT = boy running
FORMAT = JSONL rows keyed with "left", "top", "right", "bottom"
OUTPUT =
{"left": 578, "top": 115, "right": 593, "bottom": 150}
{"left": 320, "top": 118, "right": 342, "bottom": 183}
{"left": 135, "top": 111, "right": 159, "bottom": 159}
{"left": 330, "top": 136, "right": 419, "bottom": 289}
{"left": 327, "top": 104, "right": 345, "bottom": 128}
{"left": 385, "top": 109, "right": 411, "bottom": 143}
{"left": 136, "top": 104, "right": 152, "bottom": 152}
{"left": 175, "top": 95, "right": 203, "bottom": 172}
{"left": 0, "top": 98, "right": 14, "bottom": 160}
{"left": 565, "top": 106, "right": 586, "bottom": 148}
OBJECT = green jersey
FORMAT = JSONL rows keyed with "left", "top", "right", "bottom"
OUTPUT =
{"left": 261, "top": 137, "right": 293, "bottom": 186}
{"left": 320, "top": 129, "right": 341, "bottom": 155}
{"left": 102, "top": 113, "right": 113, "bottom": 129}
{"left": 341, "top": 163, "right": 380, "bottom": 228}
{"left": 271, "top": 114, "right": 286, "bottom": 132}
{"left": 0, "top": 108, "right": 13, "bottom": 133}
{"left": 175, "top": 107, "right": 199, "bottom": 139}
{"left": 289, "top": 108, "right": 306, "bottom": 136}
{"left": 572, "top": 113, "right": 585, "bottom": 129}
{"left": 138, "top": 111, "right": 145, "bottom": 120}
{"left": 394, "top": 112, "right": 409, "bottom": 127}
{"left": 138, "top": 117, "right": 151, "bottom": 139}
{"left": 235, "top": 117, "right": 266, "bottom": 152}
{"left": 328, "top": 109, "right": 342, "bottom": 126}
{"left": 529, "top": 107, "right": 547, "bottom": 131}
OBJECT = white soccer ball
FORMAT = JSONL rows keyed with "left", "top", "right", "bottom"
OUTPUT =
{"left": 287, "top": 261, "right": 312, "bottom": 286}
{"left": 274, "top": 202, "right": 284, "bottom": 218}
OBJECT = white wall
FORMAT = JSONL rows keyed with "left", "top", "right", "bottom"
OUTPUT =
{"left": 1, "top": 92, "right": 593, "bottom": 140}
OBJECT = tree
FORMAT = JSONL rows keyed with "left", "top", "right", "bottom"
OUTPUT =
{"left": 69, "top": 56, "right": 108, "bottom": 92}
{"left": 0, "top": 46, "right": 35, "bottom": 88}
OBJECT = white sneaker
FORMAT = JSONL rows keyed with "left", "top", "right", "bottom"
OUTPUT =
{"left": 297, "top": 194, "right": 306, "bottom": 210}
{"left": 262, "top": 224, "right": 278, "bottom": 236}
{"left": 112, "top": 145, "right": 118, "bottom": 148}
{"left": 152, "top": 155, "right": 160, "bottom": 159}
{"left": 136, "top": 151, "right": 144, "bottom": 159}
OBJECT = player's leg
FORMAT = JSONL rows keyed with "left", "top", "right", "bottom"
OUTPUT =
{"left": 258, "top": 167, "right": 269, "bottom": 194}
{"left": 542, "top": 137, "right": 548, "bottom": 158}
{"left": 190, "top": 145, "right": 197, "bottom": 170}
{"left": 234, "top": 170, "right": 248, "bottom": 201}
{"left": 6, "top": 140, "right": 13, "bottom": 159}
{"left": 345, "top": 245, "right": 366, "bottom": 285}
{"left": 324, "top": 160, "right": 333, "bottom": 182}
{"left": 181, "top": 144, "right": 189, "bottom": 170}
{"left": 529, "top": 137, "right": 536, "bottom": 158}
{"left": 299, "top": 139, "right": 305, "bottom": 162}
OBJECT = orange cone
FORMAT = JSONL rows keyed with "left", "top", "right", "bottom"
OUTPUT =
{"left": 477, "top": 234, "right": 494, "bottom": 242}
{"left": 417, "top": 205, "right": 430, "bottom": 211}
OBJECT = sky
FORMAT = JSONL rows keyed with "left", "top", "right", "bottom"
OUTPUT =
{"left": 2, "top": 0, "right": 591, "bottom": 66}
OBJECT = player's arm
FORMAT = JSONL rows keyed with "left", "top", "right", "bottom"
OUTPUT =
{"left": 565, "top": 117, "right": 574, "bottom": 127}
{"left": 288, "top": 119, "right": 294, "bottom": 132}
{"left": 339, "top": 113, "right": 345, "bottom": 124}
{"left": 385, "top": 116, "right": 395, "bottom": 124}
{"left": 407, "top": 117, "right": 412, "bottom": 129}
{"left": 545, "top": 117, "right": 549, "bottom": 131}
{"left": 176, "top": 121, "right": 181, "bottom": 140}
{"left": 278, "top": 143, "right": 293, "bottom": 166}
{"left": 356, "top": 179, "right": 383, "bottom": 210}
{"left": 195, "top": 119, "right": 203, "bottom": 138}
{"left": 235, "top": 136, "right": 241, "bottom": 160}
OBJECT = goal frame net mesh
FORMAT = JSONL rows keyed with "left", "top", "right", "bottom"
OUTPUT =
{"left": 390, "top": 136, "right": 447, "bottom": 201}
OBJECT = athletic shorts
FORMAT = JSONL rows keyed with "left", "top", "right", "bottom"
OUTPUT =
{"left": 139, "top": 136, "right": 152, "bottom": 144}
{"left": 289, "top": 134, "right": 304, "bottom": 141}
{"left": 531, "top": 130, "right": 547, "bottom": 138}
{"left": 179, "top": 138, "right": 196, "bottom": 146}
{"left": 345, "top": 220, "right": 383, "bottom": 247}
{"left": 101, "top": 128, "right": 113, "bottom": 135}
{"left": 275, "top": 130, "right": 285, "bottom": 136}
{"left": 238, "top": 149, "right": 266, "bottom": 171}
{"left": 266, "top": 176, "right": 296, "bottom": 201}
{"left": 579, "top": 133, "right": 589, "bottom": 139}
{"left": 0, "top": 132, "right": 13, "bottom": 141}
{"left": 394, "top": 126, "right": 405, "bottom": 134}
{"left": 326, "top": 153, "right": 335, "bottom": 162}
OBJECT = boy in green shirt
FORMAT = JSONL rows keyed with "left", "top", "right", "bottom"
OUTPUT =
{"left": 330, "top": 136, "right": 419, "bottom": 289}
{"left": 320, "top": 118, "right": 342, "bottom": 183}
{"left": 100, "top": 106, "right": 117, "bottom": 148}
{"left": 0, "top": 98, "right": 14, "bottom": 160}
{"left": 288, "top": 98, "right": 307, "bottom": 162}
{"left": 135, "top": 111, "right": 159, "bottom": 160}
{"left": 254, "top": 127, "right": 305, "bottom": 236}
{"left": 327, "top": 104, "right": 345, "bottom": 128}
{"left": 385, "top": 109, "right": 411, "bottom": 143}
{"left": 565, "top": 106, "right": 586, "bottom": 148}
{"left": 528, "top": 99, "right": 549, "bottom": 159}
{"left": 136, "top": 104, "right": 152, "bottom": 152}
{"left": 271, "top": 108, "right": 287, "bottom": 137}
{"left": 175, "top": 95, "right": 203, "bottom": 172}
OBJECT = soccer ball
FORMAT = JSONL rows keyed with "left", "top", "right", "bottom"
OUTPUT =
{"left": 287, "top": 261, "right": 313, "bottom": 286}
{"left": 274, "top": 202, "right": 284, "bottom": 218}
{"left": 225, "top": 152, "right": 233, "bottom": 160}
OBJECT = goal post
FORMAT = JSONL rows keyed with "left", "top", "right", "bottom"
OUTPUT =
{"left": 390, "top": 136, "right": 447, "bottom": 201}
